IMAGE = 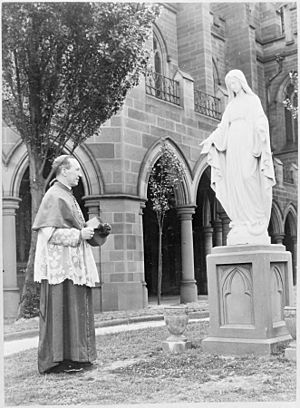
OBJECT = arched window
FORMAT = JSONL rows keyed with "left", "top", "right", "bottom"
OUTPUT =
{"left": 152, "top": 26, "right": 168, "bottom": 76}
{"left": 212, "top": 59, "right": 221, "bottom": 96}
{"left": 153, "top": 36, "right": 163, "bottom": 75}
{"left": 150, "top": 27, "right": 170, "bottom": 99}
{"left": 284, "top": 82, "right": 298, "bottom": 145}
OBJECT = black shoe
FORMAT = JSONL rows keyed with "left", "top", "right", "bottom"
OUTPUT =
{"left": 44, "top": 364, "right": 65, "bottom": 374}
{"left": 63, "top": 366, "right": 84, "bottom": 374}
{"left": 73, "top": 361, "right": 96, "bottom": 371}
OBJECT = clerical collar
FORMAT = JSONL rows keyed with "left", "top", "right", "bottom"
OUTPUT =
{"left": 56, "top": 180, "right": 72, "bottom": 191}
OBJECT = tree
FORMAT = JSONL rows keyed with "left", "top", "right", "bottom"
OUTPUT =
{"left": 2, "top": 2, "right": 160, "bottom": 318}
{"left": 283, "top": 70, "right": 298, "bottom": 119}
{"left": 148, "top": 141, "right": 185, "bottom": 305}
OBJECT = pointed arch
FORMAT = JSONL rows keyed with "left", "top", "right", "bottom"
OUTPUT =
{"left": 283, "top": 202, "right": 297, "bottom": 236}
{"left": 152, "top": 23, "right": 170, "bottom": 77}
{"left": 270, "top": 200, "right": 284, "bottom": 235}
{"left": 274, "top": 72, "right": 298, "bottom": 145}
{"left": 274, "top": 72, "right": 294, "bottom": 104}
{"left": 3, "top": 141, "right": 104, "bottom": 198}
{"left": 192, "top": 154, "right": 210, "bottom": 203}
{"left": 137, "top": 137, "right": 193, "bottom": 205}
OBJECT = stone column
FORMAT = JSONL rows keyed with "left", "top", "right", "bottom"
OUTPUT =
{"left": 213, "top": 218, "right": 223, "bottom": 247}
{"left": 273, "top": 233, "right": 285, "bottom": 244}
{"left": 291, "top": 236, "right": 297, "bottom": 286}
{"left": 96, "top": 196, "right": 146, "bottom": 311}
{"left": 220, "top": 212, "right": 230, "bottom": 246}
{"left": 2, "top": 196, "right": 21, "bottom": 318}
{"left": 83, "top": 195, "right": 101, "bottom": 219}
{"left": 203, "top": 226, "right": 213, "bottom": 255}
{"left": 177, "top": 205, "right": 198, "bottom": 303}
{"left": 82, "top": 195, "right": 102, "bottom": 312}
{"left": 139, "top": 202, "right": 148, "bottom": 307}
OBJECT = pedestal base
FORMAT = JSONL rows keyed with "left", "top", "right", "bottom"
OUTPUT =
{"left": 180, "top": 280, "right": 198, "bottom": 303}
{"left": 203, "top": 335, "right": 291, "bottom": 356}
{"left": 203, "top": 244, "right": 293, "bottom": 356}
{"left": 284, "top": 341, "right": 296, "bottom": 361}
{"left": 162, "top": 340, "right": 192, "bottom": 353}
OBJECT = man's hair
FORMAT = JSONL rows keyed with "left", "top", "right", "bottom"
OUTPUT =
{"left": 52, "top": 155, "right": 74, "bottom": 176}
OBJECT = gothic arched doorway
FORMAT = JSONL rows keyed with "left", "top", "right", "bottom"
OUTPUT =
{"left": 143, "top": 188, "right": 181, "bottom": 297}
{"left": 193, "top": 168, "right": 216, "bottom": 294}
{"left": 283, "top": 211, "right": 297, "bottom": 285}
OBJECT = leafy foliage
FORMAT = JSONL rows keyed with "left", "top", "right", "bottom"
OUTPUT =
{"left": 2, "top": 2, "right": 160, "bottom": 159}
{"left": 283, "top": 70, "right": 298, "bottom": 119}
{"left": 148, "top": 141, "right": 185, "bottom": 224}
{"left": 17, "top": 282, "right": 40, "bottom": 319}
{"left": 2, "top": 2, "right": 160, "bottom": 318}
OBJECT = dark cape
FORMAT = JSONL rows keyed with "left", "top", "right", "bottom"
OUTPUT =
{"left": 32, "top": 181, "right": 83, "bottom": 230}
{"left": 33, "top": 181, "right": 97, "bottom": 374}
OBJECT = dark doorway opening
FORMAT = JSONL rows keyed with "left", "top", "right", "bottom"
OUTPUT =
{"left": 143, "top": 195, "right": 181, "bottom": 297}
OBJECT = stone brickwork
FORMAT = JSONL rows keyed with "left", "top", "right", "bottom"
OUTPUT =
{"left": 177, "top": 3, "right": 214, "bottom": 94}
{"left": 97, "top": 197, "right": 146, "bottom": 311}
{"left": 2, "top": 2, "right": 297, "bottom": 317}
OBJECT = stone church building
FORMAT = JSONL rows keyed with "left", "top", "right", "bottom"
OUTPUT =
{"left": 2, "top": 2, "right": 298, "bottom": 318}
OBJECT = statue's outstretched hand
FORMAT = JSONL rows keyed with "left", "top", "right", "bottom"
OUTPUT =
{"left": 199, "top": 133, "right": 215, "bottom": 153}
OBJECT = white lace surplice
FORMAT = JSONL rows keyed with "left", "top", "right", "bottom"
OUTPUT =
{"left": 34, "top": 227, "right": 99, "bottom": 287}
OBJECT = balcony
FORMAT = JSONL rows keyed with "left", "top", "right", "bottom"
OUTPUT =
{"left": 145, "top": 70, "right": 180, "bottom": 106}
{"left": 194, "top": 89, "right": 221, "bottom": 120}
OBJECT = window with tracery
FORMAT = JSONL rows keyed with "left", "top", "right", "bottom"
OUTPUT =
{"left": 153, "top": 36, "right": 163, "bottom": 75}
{"left": 284, "top": 82, "right": 298, "bottom": 145}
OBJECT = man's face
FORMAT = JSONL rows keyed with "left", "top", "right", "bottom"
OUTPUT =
{"left": 63, "top": 158, "right": 82, "bottom": 187}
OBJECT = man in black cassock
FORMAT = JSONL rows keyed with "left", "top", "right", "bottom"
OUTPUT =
{"left": 33, "top": 155, "right": 100, "bottom": 374}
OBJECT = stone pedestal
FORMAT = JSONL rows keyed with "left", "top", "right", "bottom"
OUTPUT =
{"left": 284, "top": 342, "right": 296, "bottom": 361}
{"left": 162, "top": 339, "right": 192, "bottom": 353}
{"left": 163, "top": 305, "right": 191, "bottom": 353}
{"left": 202, "top": 244, "right": 293, "bottom": 355}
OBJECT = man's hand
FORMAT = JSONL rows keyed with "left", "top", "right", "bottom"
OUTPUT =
{"left": 98, "top": 223, "right": 112, "bottom": 236}
{"left": 81, "top": 227, "right": 95, "bottom": 240}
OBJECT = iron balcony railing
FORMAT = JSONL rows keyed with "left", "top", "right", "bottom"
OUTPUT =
{"left": 145, "top": 70, "right": 180, "bottom": 106}
{"left": 194, "top": 89, "right": 221, "bottom": 120}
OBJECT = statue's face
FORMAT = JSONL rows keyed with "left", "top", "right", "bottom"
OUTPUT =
{"left": 228, "top": 77, "right": 242, "bottom": 94}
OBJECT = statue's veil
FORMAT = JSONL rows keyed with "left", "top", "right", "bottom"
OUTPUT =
{"left": 225, "top": 69, "right": 256, "bottom": 101}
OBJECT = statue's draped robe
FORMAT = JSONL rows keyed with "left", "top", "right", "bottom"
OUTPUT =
{"left": 202, "top": 94, "right": 275, "bottom": 245}
{"left": 33, "top": 181, "right": 99, "bottom": 373}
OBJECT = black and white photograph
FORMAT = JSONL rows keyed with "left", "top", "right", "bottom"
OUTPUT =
{"left": 1, "top": 1, "right": 298, "bottom": 407}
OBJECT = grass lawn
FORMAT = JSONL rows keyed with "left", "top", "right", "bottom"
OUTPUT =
{"left": 4, "top": 321, "right": 296, "bottom": 405}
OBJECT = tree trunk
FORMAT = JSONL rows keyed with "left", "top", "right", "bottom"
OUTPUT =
{"left": 17, "top": 154, "right": 46, "bottom": 319}
{"left": 157, "top": 222, "right": 163, "bottom": 305}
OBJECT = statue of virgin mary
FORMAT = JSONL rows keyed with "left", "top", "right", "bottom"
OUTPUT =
{"left": 201, "top": 69, "right": 275, "bottom": 245}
